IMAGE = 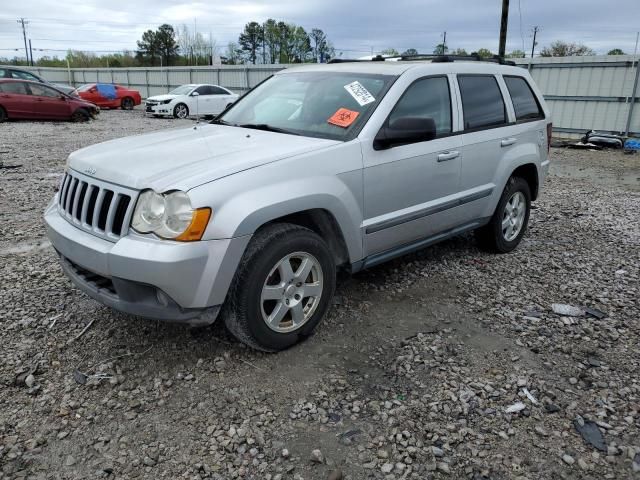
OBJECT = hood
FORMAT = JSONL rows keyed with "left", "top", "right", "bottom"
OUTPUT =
{"left": 67, "top": 124, "right": 340, "bottom": 192}
{"left": 146, "top": 94, "right": 179, "bottom": 102}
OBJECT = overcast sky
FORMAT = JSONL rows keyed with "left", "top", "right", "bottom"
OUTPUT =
{"left": 1, "top": 0, "right": 639, "bottom": 60}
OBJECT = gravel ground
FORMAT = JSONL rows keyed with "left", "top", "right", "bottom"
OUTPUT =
{"left": 1, "top": 110, "right": 639, "bottom": 480}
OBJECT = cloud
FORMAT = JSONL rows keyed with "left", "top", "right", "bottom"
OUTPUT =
{"left": 1, "top": 0, "right": 638, "bottom": 59}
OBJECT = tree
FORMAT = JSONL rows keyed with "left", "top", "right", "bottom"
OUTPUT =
{"left": 474, "top": 48, "right": 494, "bottom": 59}
{"left": 540, "top": 41, "right": 595, "bottom": 57}
{"left": 310, "top": 28, "right": 329, "bottom": 62}
{"left": 137, "top": 29, "right": 160, "bottom": 66}
{"left": 402, "top": 48, "right": 419, "bottom": 56}
{"left": 222, "top": 42, "right": 244, "bottom": 64}
{"left": 507, "top": 49, "right": 526, "bottom": 58}
{"left": 450, "top": 48, "right": 468, "bottom": 56}
{"left": 433, "top": 44, "right": 448, "bottom": 55}
{"left": 155, "top": 24, "right": 179, "bottom": 66}
{"left": 607, "top": 48, "right": 625, "bottom": 55}
{"left": 289, "top": 26, "right": 311, "bottom": 63}
{"left": 381, "top": 48, "right": 399, "bottom": 56}
{"left": 239, "top": 21, "right": 263, "bottom": 64}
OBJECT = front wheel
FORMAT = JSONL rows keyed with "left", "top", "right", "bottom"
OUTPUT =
{"left": 173, "top": 103, "right": 189, "bottom": 119}
{"left": 71, "top": 109, "right": 89, "bottom": 123}
{"left": 222, "top": 223, "right": 336, "bottom": 351}
{"left": 0, "top": 106, "right": 7, "bottom": 123}
{"left": 476, "top": 176, "right": 531, "bottom": 253}
{"left": 121, "top": 97, "right": 135, "bottom": 110}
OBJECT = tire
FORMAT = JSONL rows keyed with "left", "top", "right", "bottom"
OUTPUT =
{"left": 71, "top": 109, "right": 89, "bottom": 123}
{"left": 222, "top": 223, "right": 336, "bottom": 352}
{"left": 173, "top": 103, "right": 189, "bottom": 119}
{"left": 0, "top": 106, "right": 6, "bottom": 123}
{"left": 121, "top": 97, "right": 135, "bottom": 110}
{"left": 476, "top": 176, "right": 531, "bottom": 253}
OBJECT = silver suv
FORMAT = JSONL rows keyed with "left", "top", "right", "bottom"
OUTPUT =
{"left": 45, "top": 57, "right": 551, "bottom": 351}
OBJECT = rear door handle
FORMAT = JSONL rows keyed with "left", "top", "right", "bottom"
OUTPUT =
{"left": 437, "top": 150, "right": 460, "bottom": 162}
{"left": 501, "top": 138, "right": 517, "bottom": 147}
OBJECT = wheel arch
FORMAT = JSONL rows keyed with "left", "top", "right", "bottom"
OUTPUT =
{"left": 510, "top": 163, "right": 539, "bottom": 200}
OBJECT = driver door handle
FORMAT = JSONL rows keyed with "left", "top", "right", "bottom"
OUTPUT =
{"left": 437, "top": 150, "right": 460, "bottom": 162}
{"left": 501, "top": 137, "right": 517, "bottom": 147}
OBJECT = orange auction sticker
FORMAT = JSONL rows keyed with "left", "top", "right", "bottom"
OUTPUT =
{"left": 328, "top": 108, "right": 360, "bottom": 128}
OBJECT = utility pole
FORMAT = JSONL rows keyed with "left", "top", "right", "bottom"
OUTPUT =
{"left": 531, "top": 26, "right": 539, "bottom": 58}
{"left": 498, "top": 0, "right": 509, "bottom": 57}
{"left": 17, "top": 18, "right": 29, "bottom": 64}
{"left": 442, "top": 31, "right": 447, "bottom": 54}
{"left": 28, "top": 39, "right": 33, "bottom": 66}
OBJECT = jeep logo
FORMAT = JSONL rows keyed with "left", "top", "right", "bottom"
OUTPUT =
{"left": 84, "top": 167, "right": 97, "bottom": 176}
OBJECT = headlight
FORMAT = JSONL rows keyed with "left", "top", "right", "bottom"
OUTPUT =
{"left": 131, "top": 190, "right": 211, "bottom": 241}
{"left": 162, "top": 99, "right": 172, "bottom": 104}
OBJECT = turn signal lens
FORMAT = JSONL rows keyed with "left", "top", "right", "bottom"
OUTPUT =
{"left": 175, "top": 208, "right": 212, "bottom": 242}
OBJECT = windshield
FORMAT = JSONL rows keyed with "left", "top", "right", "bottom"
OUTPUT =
{"left": 169, "top": 85, "right": 195, "bottom": 95}
{"left": 217, "top": 71, "right": 395, "bottom": 141}
{"left": 76, "top": 84, "right": 94, "bottom": 92}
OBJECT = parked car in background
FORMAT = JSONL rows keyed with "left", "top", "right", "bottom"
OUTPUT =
{"left": 75, "top": 83, "right": 141, "bottom": 110}
{"left": 0, "top": 79, "right": 98, "bottom": 122}
{"left": 45, "top": 57, "right": 551, "bottom": 352}
{"left": 0, "top": 66, "right": 76, "bottom": 95}
{"left": 145, "top": 84, "right": 239, "bottom": 119}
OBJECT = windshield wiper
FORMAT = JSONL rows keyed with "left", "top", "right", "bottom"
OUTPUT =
{"left": 235, "top": 123, "right": 300, "bottom": 136}
{"left": 210, "top": 118, "right": 231, "bottom": 125}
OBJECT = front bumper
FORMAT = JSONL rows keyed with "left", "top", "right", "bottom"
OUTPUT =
{"left": 144, "top": 102, "right": 172, "bottom": 116}
{"left": 44, "top": 200, "right": 250, "bottom": 324}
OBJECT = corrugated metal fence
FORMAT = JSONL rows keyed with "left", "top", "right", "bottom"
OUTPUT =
{"left": 513, "top": 55, "right": 640, "bottom": 137}
{"left": 25, "top": 55, "right": 640, "bottom": 138}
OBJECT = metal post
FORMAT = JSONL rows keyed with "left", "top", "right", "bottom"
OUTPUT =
{"left": 245, "top": 67, "right": 250, "bottom": 91}
{"left": 145, "top": 69, "right": 150, "bottom": 98}
{"left": 625, "top": 56, "right": 640, "bottom": 137}
{"left": 28, "top": 39, "right": 33, "bottom": 66}
{"left": 531, "top": 26, "right": 538, "bottom": 58}
{"left": 499, "top": 0, "right": 509, "bottom": 58}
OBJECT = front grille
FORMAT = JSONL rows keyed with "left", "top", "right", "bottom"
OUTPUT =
{"left": 57, "top": 170, "right": 138, "bottom": 242}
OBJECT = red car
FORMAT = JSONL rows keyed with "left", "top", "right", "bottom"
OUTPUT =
{"left": 0, "top": 79, "right": 99, "bottom": 122}
{"left": 75, "top": 83, "right": 141, "bottom": 110}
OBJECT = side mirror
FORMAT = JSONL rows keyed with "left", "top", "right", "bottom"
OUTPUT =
{"left": 374, "top": 117, "right": 437, "bottom": 150}
{"left": 59, "top": 94, "right": 66, "bottom": 100}
{"left": 190, "top": 92, "right": 200, "bottom": 97}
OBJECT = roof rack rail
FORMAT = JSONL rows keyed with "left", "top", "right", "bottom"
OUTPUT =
{"left": 327, "top": 53, "right": 516, "bottom": 66}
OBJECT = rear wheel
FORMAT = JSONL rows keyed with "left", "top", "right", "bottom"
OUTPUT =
{"left": 71, "top": 109, "right": 89, "bottom": 123}
{"left": 476, "top": 176, "right": 531, "bottom": 253}
{"left": 173, "top": 103, "right": 189, "bottom": 119}
{"left": 121, "top": 97, "right": 135, "bottom": 110}
{"left": 0, "top": 106, "right": 6, "bottom": 122}
{"left": 222, "top": 223, "right": 336, "bottom": 352}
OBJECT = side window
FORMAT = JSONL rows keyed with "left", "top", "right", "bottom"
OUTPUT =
{"left": 504, "top": 76, "right": 544, "bottom": 121}
{"left": 388, "top": 76, "right": 452, "bottom": 136}
{"left": 29, "top": 84, "right": 60, "bottom": 98}
{"left": 11, "top": 70, "right": 40, "bottom": 82}
{"left": 1, "top": 82, "right": 29, "bottom": 95}
{"left": 0, "top": 69, "right": 7, "bottom": 78}
{"left": 210, "top": 86, "right": 228, "bottom": 95}
{"left": 195, "top": 86, "right": 212, "bottom": 95}
{"left": 458, "top": 75, "right": 507, "bottom": 130}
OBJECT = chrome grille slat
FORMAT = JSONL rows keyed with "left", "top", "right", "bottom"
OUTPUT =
{"left": 64, "top": 177, "right": 78, "bottom": 214}
{"left": 56, "top": 170, "right": 138, "bottom": 243}
{"left": 71, "top": 181, "right": 84, "bottom": 220}
{"left": 80, "top": 185, "right": 94, "bottom": 224}
{"left": 92, "top": 189, "right": 106, "bottom": 229}
{"left": 104, "top": 193, "right": 119, "bottom": 235}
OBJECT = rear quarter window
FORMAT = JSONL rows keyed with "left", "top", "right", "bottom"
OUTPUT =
{"left": 504, "top": 76, "right": 544, "bottom": 121}
{"left": 458, "top": 75, "right": 507, "bottom": 130}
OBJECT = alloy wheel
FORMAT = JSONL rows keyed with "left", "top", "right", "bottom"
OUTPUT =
{"left": 502, "top": 191, "right": 526, "bottom": 241}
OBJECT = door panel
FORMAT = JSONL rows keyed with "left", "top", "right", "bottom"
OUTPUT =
{"left": 28, "top": 84, "right": 71, "bottom": 119}
{"left": 362, "top": 75, "right": 462, "bottom": 255}
{"left": 0, "top": 82, "right": 33, "bottom": 118}
{"left": 456, "top": 74, "right": 511, "bottom": 221}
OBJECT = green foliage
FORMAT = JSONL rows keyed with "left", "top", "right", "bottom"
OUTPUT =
{"left": 381, "top": 48, "right": 399, "bottom": 56}
{"left": 507, "top": 50, "right": 526, "bottom": 58}
{"left": 607, "top": 48, "right": 625, "bottom": 55}
{"left": 540, "top": 41, "right": 595, "bottom": 57}
{"left": 402, "top": 48, "right": 419, "bottom": 56}
{"left": 433, "top": 44, "right": 448, "bottom": 55}
{"left": 450, "top": 48, "right": 469, "bottom": 56}
{"left": 474, "top": 48, "right": 494, "bottom": 59}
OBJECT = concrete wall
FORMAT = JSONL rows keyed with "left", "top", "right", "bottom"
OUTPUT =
{"left": 25, "top": 55, "right": 640, "bottom": 138}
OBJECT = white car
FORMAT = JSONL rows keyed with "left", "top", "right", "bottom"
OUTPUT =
{"left": 145, "top": 84, "right": 239, "bottom": 119}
